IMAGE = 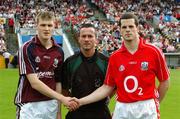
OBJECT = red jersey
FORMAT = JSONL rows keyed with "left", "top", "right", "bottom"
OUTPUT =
{"left": 15, "top": 35, "right": 64, "bottom": 105}
{"left": 104, "top": 38, "right": 169, "bottom": 103}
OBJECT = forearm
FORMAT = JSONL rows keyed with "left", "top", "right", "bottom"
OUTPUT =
{"left": 56, "top": 83, "right": 62, "bottom": 102}
{"left": 28, "top": 74, "right": 83, "bottom": 111}
{"left": 27, "top": 74, "right": 66, "bottom": 102}
{"left": 80, "top": 84, "right": 114, "bottom": 106}
{"left": 158, "top": 80, "right": 170, "bottom": 103}
{"left": 56, "top": 83, "right": 62, "bottom": 119}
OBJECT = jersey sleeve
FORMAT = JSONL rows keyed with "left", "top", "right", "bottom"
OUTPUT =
{"left": 54, "top": 47, "right": 64, "bottom": 82}
{"left": 104, "top": 56, "right": 116, "bottom": 87}
{"left": 61, "top": 59, "right": 70, "bottom": 90}
{"left": 18, "top": 44, "right": 37, "bottom": 75}
{"left": 54, "top": 61, "right": 63, "bottom": 82}
{"left": 155, "top": 48, "right": 170, "bottom": 82}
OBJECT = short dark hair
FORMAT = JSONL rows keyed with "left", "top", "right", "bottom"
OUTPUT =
{"left": 79, "top": 23, "right": 97, "bottom": 37}
{"left": 80, "top": 23, "right": 95, "bottom": 29}
{"left": 119, "top": 12, "right": 139, "bottom": 26}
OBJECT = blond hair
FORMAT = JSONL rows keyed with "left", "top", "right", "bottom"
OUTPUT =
{"left": 35, "top": 11, "right": 55, "bottom": 24}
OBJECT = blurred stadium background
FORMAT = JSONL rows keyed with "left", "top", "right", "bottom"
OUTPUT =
{"left": 0, "top": 0, "right": 179, "bottom": 119}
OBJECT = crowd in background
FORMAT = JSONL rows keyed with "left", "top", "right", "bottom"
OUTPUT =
{"left": 0, "top": 0, "right": 179, "bottom": 68}
{"left": 88, "top": 0, "right": 180, "bottom": 54}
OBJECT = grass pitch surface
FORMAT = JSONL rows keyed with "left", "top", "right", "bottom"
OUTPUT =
{"left": 0, "top": 69, "right": 179, "bottom": 119}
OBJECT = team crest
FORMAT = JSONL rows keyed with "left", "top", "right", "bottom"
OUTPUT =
{"left": 141, "top": 62, "right": 148, "bottom": 70}
{"left": 35, "top": 56, "right": 40, "bottom": 63}
{"left": 53, "top": 58, "right": 59, "bottom": 67}
{"left": 36, "top": 67, "right": 39, "bottom": 70}
{"left": 119, "top": 65, "right": 125, "bottom": 72}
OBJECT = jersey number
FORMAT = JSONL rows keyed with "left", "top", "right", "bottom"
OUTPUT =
{"left": 124, "top": 76, "right": 143, "bottom": 95}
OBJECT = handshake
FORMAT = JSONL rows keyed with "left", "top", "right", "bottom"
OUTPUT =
{"left": 61, "top": 96, "right": 83, "bottom": 111}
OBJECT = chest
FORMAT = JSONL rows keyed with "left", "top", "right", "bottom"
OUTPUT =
{"left": 31, "top": 47, "right": 62, "bottom": 71}
{"left": 72, "top": 61, "right": 105, "bottom": 88}
{"left": 114, "top": 51, "right": 157, "bottom": 78}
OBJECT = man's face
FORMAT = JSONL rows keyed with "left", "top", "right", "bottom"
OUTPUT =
{"left": 78, "top": 27, "right": 97, "bottom": 51}
{"left": 37, "top": 18, "right": 54, "bottom": 41}
{"left": 120, "top": 19, "right": 139, "bottom": 41}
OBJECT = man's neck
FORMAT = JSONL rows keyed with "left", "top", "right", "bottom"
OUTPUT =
{"left": 39, "top": 38, "right": 52, "bottom": 49}
{"left": 124, "top": 38, "right": 140, "bottom": 54}
{"left": 81, "top": 48, "right": 95, "bottom": 58}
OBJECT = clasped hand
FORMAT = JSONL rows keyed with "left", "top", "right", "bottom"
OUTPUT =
{"left": 63, "top": 97, "right": 81, "bottom": 111}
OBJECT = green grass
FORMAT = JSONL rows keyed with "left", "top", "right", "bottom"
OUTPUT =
{"left": 0, "top": 69, "right": 179, "bottom": 119}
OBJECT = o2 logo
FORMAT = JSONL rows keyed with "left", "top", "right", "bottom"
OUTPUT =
{"left": 124, "top": 76, "right": 143, "bottom": 95}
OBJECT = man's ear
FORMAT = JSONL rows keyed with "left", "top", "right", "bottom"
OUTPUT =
{"left": 77, "top": 36, "right": 80, "bottom": 46}
{"left": 95, "top": 39, "right": 99, "bottom": 45}
{"left": 35, "top": 21, "right": 38, "bottom": 27}
{"left": 78, "top": 35, "right": 80, "bottom": 42}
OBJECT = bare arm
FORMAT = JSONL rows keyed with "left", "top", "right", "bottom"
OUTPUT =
{"left": 27, "top": 74, "right": 77, "bottom": 108}
{"left": 56, "top": 82, "right": 62, "bottom": 119}
{"left": 79, "top": 84, "right": 114, "bottom": 106}
{"left": 158, "top": 79, "right": 170, "bottom": 103}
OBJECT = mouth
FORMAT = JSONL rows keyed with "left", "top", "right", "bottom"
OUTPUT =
{"left": 83, "top": 43, "right": 91, "bottom": 47}
{"left": 84, "top": 44, "right": 90, "bottom": 47}
{"left": 85, "top": 42, "right": 91, "bottom": 44}
{"left": 125, "top": 34, "right": 131, "bottom": 37}
{"left": 44, "top": 32, "right": 50, "bottom": 36}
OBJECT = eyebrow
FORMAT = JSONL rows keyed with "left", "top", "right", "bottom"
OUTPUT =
{"left": 121, "top": 25, "right": 135, "bottom": 28}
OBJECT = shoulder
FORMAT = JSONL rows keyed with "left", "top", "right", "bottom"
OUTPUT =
{"left": 143, "top": 42, "right": 163, "bottom": 56}
{"left": 55, "top": 45, "right": 64, "bottom": 55}
{"left": 20, "top": 40, "right": 35, "bottom": 53}
{"left": 109, "top": 49, "right": 121, "bottom": 59}
{"left": 65, "top": 52, "right": 80, "bottom": 64}
{"left": 97, "top": 52, "right": 108, "bottom": 61}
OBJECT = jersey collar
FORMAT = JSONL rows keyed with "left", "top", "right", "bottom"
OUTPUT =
{"left": 80, "top": 50, "right": 97, "bottom": 62}
{"left": 119, "top": 37, "right": 145, "bottom": 52}
{"left": 33, "top": 35, "right": 59, "bottom": 47}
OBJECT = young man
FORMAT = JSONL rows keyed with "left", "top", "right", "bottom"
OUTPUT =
{"left": 62, "top": 23, "right": 111, "bottom": 119}
{"left": 73, "top": 13, "right": 170, "bottom": 119}
{"left": 14, "top": 11, "right": 77, "bottom": 119}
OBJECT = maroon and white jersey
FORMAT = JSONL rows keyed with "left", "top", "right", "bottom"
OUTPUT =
{"left": 15, "top": 35, "right": 64, "bottom": 105}
{"left": 104, "top": 38, "right": 169, "bottom": 103}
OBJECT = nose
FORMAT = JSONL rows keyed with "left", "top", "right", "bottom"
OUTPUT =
{"left": 126, "top": 27, "right": 131, "bottom": 31}
{"left": 45, "top": 26, "right": 49, "bottom": 30}
{"left": 84, "top": 36, "right": 89, "bottom": 41}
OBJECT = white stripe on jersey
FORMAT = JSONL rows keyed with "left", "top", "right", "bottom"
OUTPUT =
{"left": 19, "top": 40, "right": 36, "bottom": 75}
{"left": 15, "top": 76, "right": 24, "bottom": 104}
{"left": 25, "top": 44, "right": 36, "bottom": 73}
{"left": 19, "top": 45, "right": 26, "bottom": 74}
{"left": 143, "top": 43, "right": 170, "bottom": 80}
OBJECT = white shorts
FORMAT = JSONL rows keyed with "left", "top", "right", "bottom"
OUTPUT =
{"left": 16, "top": 100, "right": 58, "bottom": 119}
{"left": 112, "top": 99, "right": 160, "bottom": 119}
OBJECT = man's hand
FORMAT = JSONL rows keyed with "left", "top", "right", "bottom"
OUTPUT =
{"left": 67, "top": 97, "right": 86, "bottom": 111}
{"left": 61, "top": 97, "right": 80, "bottom": 111}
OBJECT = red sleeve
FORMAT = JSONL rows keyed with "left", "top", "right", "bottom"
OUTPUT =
{"left": 155, "top": 48, "right": 170, "bottom": 82}
{"left": 104, "top": 56, "right": 116, "bottom": 87}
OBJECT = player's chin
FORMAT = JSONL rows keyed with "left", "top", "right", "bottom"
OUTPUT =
{"left": 43, "top": 36, "right": 51, "bottom": 40}
{"left": 124, "top": 37, "right": 133, "bottom": 41}
{"left": 83, "top": 46, "right": 91, "bottom": 51}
